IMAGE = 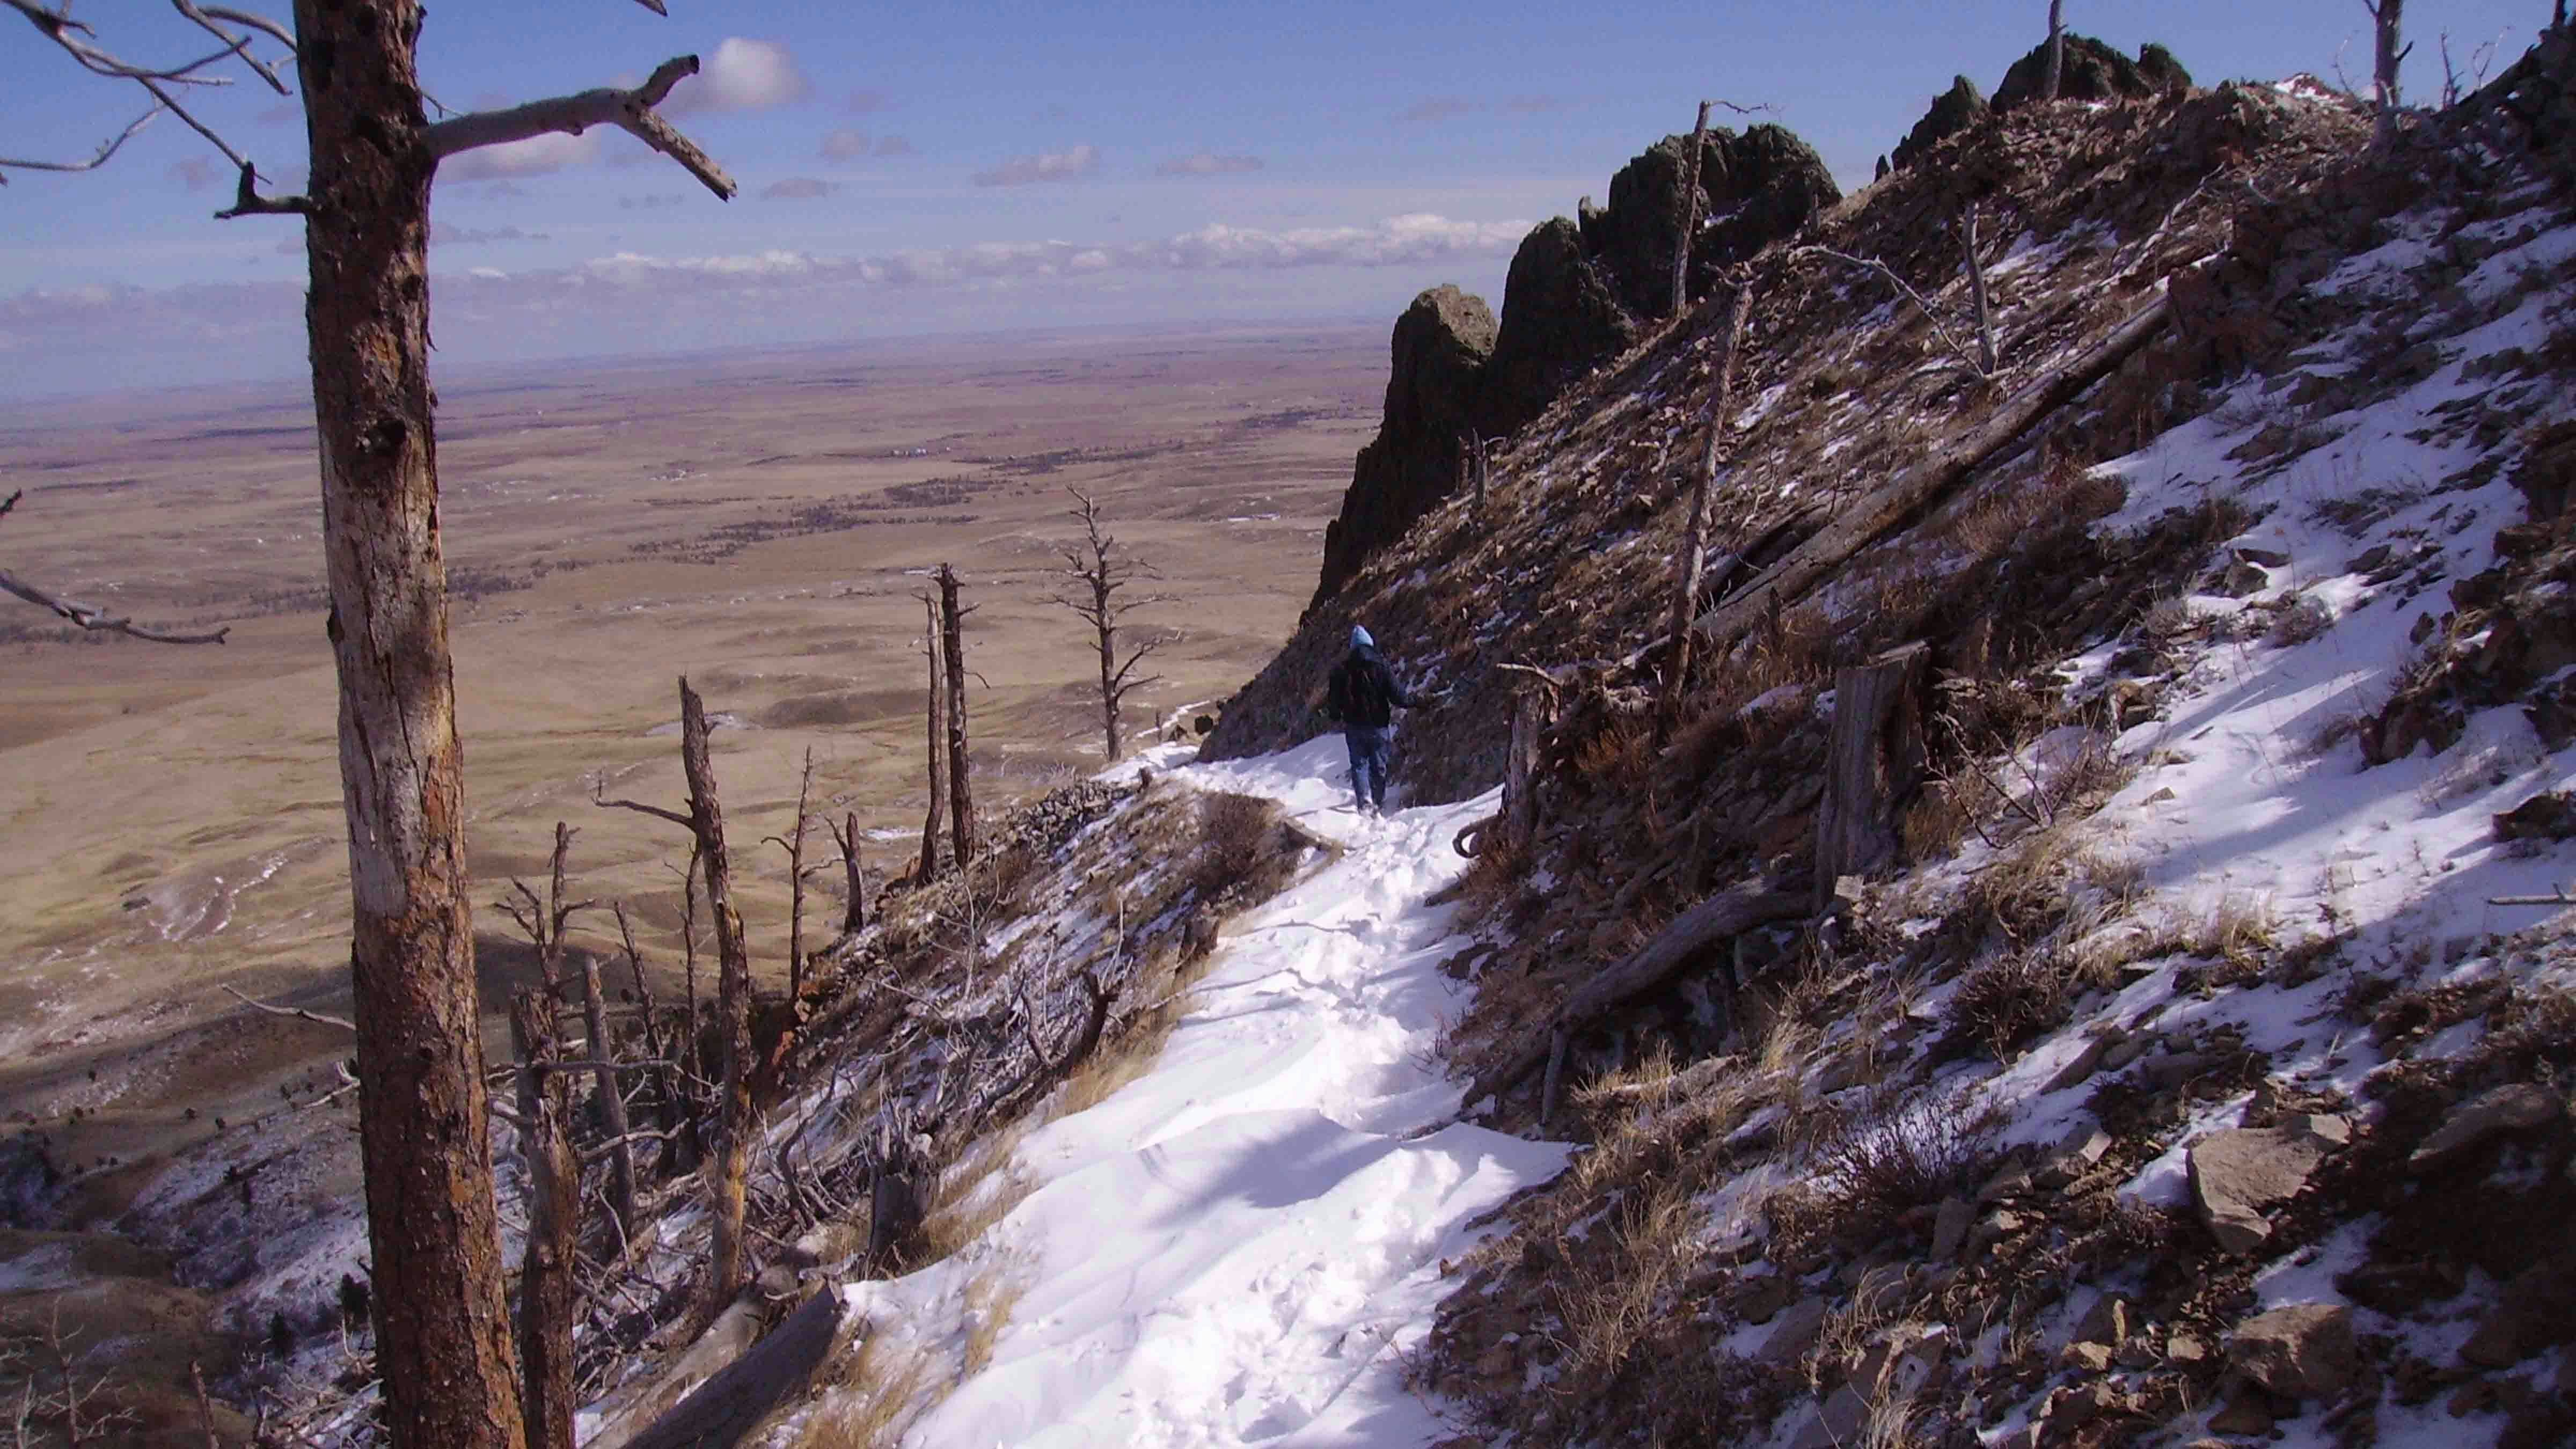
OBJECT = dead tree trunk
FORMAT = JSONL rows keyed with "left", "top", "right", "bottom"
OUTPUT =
{"left": 621, "top": 1289, "right": 847, "bottom": 1449}
{"left": 292, "top": 3, "right": 528, "bottom": 1441}
{"left": 1963, "top": 207, "right": 2000, "bottom": 377}
{"left": 1813, "top": 642, "right": 1931, "bottom": 910}
{"left": 918, "top": 590, "right": 948, "bottom": 884}
{"left": 2043, "top": 1, "right": 2066, "bottom": 101}
{"left": 1655, "top": 279, "right": 1757, "bottom": 748}
{"left": 613, "top": 903, "right": 683, "bottom": 1182}
{"left": 1671, "top": 100, "right": 1714, "bottom": 318}
{"left": 2367, "top": 0, "right": 2409, "bottom": 149}
{"left": 1467, "top": 429, "right": 1489, "bottom": 511}
{"left": 677, "top": 678, "right": 756, "bottom": 1315}
{"left": 768, "top": 748, "right": 815, "bottom": 999}
{"left": 576, "top": 939, "right": 637, "bottom": 1243}
{"left": 1694, "top": 293, "right": 2171, "bottom": 651}
{"left": 826, "top": 813, "right": 867, "bottom": 936}
{"left": 938, "top": 565, "right": 976, "bottom": 867}
{"left": 1503, "top": 685, "right": 1552, "bottom": 848}
{"left": 508, "top": 990, "right": 577, "bottom": 1449}
{"left": 1049, "top": 492, "right": 1170, "bottom": 763}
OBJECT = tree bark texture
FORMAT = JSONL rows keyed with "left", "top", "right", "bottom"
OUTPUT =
{"left": 677, "top": 677, "right": 756, "bottom": 1314}
{"left": 832, "top": 812, "right": 867, "bottom": 936}
{"left": 2372, "top": 0, "right": 2407, "bottom": 149}
{"left": 1091, "top": 566, "right": 1122, "bottom": 763}
{"left": 509, "top": 991, "right": 579, "bottom": 1449}
{"left": 1503, "top": 687, "right": 1550, "bottom": 850}
{"left": 1693, "top": 293, "right": 2171, "bottom": 651}
{"left": 1671, "top": 99, "right": 1713, "bottom": 318}
{"left": 291, "top": 2, "right": 528, "bottom": 1444}
{"left": 1812, "top": 642, "right": 1930, "bottom": 911}
{"left": 918, "top": 590, "right": 947, "bottom": 884}
{"left": 938, "top": 565, "right": 976, "bottom": 867}
{"left": 1655, "top": 280, "right": 1756, "bottom": 747}
{"left": 1964, "top": 207, "right": 1999, "bottom": 377}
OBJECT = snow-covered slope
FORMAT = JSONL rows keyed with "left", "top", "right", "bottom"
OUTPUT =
{"left": 790, "top": 738, "right": 1564, "bottom": 1445}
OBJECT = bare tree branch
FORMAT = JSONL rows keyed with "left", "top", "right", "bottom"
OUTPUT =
{"left": 422, "top": 54, "right": 737, "bottom": 201}
{"left": 172, "top": 0, "right": 294, "bottom": 93}
{"left": 0, "top": 562, "right": 231, "bottom": 643}
{"left": 222, "top": 983, "right": 356, "bottom": 1034}
{"left": 0, "top": 103, "right": 164, "bottom": 179}
{"left": 214, "top": 158, "right": 312, "bottom": 218}
{"left": 593, "top": 775, "right": 696, "bottom": 830}
{"left": 1796, "top": 243, "right": 1993, "bottom": 379}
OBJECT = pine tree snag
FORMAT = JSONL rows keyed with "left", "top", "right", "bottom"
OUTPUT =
{"left": 1671, "top": 99, "right": 1714, "bottom": 318}
{"left": 613, "top": 903, "right": 682, "bottom": 1181}
{"left": 508, "top": 989, "right": 579, "bottom": 1449}
{"left": 1813, "top": 641, "right": 1931, "bottom": 911}
{"left": 1468, "top": 429, "right": 1489, "bottom": 512}
{"left": 1964, "top": 206, "right": 2000, "bottom": 377}
{"left": 1655, "top": 279, "right": 1757, "bottom": 748}
{"left": 826, "top": 812, "right": 867, "bottom": 936}
{"left": 938, "top": 565, "right": 976, "bottom": 866}
{"left": 918, "top": 590, "right": 948, "bottom": 885}
{"left": 2044, "top": 1, "right": 2066, "bottom": 101}
{"left": 1503, "top": 685, "right": 1552, "bottom": 849}
{"left": 2367, "top": 0, "right": 2410, "bottom": 149}
{"left": 767, "top": 748, "right": 815, "bottom": 999}
{"left": 291, "top": 2, "right": 527, "bottom": 1443}
{"left": 673, "top": 677, "right": 758, "bottom": 1316}
{"left": 577, "top": 936, "right": 638, "bottom": 1243}
{"left": 1050, "top": 491, "right": 1169, "bottom": 763}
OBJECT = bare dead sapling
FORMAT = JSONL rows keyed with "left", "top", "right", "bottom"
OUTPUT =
{"left": 1049, "top": 489, "right": 1173, "bottom": 763}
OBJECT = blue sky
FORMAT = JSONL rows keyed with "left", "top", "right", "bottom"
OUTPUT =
{"left": 0, "top": 1, "right": 2548, "bottom": 398}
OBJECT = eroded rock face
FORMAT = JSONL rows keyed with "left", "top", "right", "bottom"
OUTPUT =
{"left": 1479, "top": 217, "right": 1637, "bottom": 439}
{"left": 1583, "top": 125, "right": 1842, "bottom": 323}
{"left": 1992, "top": 35, "right": 2193, "bottom": 114}
{"left": 1314, "top": 286, "right": 1497, "bottom": 604}
{"left": 1893, "top": 76, "right": 1989, "bottom": 172}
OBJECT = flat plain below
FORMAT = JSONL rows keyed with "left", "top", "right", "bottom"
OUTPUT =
{"left": 0, "top": 322, "right": 1380, "bottom": 1204}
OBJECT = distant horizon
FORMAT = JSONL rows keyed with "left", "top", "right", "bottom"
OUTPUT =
{"left": 0, "top": 309, "right": 1394, "bottom": 418}
{"left": 3, "top": 0, "right": 2548, "bottom": 399}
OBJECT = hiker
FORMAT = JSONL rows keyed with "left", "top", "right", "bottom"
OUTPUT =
{"left": 1324, "top": 624, "right": 1422, "bottom": 816}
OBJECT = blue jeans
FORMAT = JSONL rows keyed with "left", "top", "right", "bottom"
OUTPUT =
{"left": 1344, "top": 725, "right": 1392, "bottom": 810}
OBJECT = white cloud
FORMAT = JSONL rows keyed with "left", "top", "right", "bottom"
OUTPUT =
{"left": 168, "top": 156, "right": 218, "bottom": 191}
{"left": 820, "top": 129, "right": 872, "bottom": 162}
{"left": 442, "top": 130, "right": 598, "bottom": 180}
{"left": 972, "top": 144, "right": 1099, "bottom": 187}
{"left": 1156, "top": 153, "right": 1264, "bottom": 177}
{"left": 845, "top": 89, "right": 890, "bottom": 114}
{"left": 1399, "top": 97, "right": 1479, "bottom": 123}
{"left": 668, "top": 38, "right": 810, "bottom": 114}
{"left": 762, "top": 177, "right": 835, "bottom": 200}
{"left": 876, "top": 135, "right": 916, "bottom": 158}
{"left": 432, "top": 224, "right": 548, "bottom": 245}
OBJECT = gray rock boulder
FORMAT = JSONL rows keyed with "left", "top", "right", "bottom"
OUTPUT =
{"left": 1581, "top": 125, "right": 1840, "bottom": 323}
{"left": 1312, "top": 284, "right": 1497, "bottom": 604}
{"left": 1892, "top": 76, "right": 1989, "bottom": 172}
{"left": 2408, "top": 1081, "right": 2563, "bottom": 1173}
{"left": 2229, "top": 1303, "right": 2358, "bottom": 1401}
{"left": 2189, "top": 1124, "right": 2332, "bottom": 1255}
{"left": 1993, "top": 35, "right": 2193, "bottom": 114}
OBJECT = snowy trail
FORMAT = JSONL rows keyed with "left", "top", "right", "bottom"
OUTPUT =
{"left": 850, "top": 735, "right": 1568, "bottom": 1447}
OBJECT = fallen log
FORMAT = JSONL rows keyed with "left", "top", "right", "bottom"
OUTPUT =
{"left": 620, "top": 1288, "right": 848, "bottom": 1449}
{"left": 1468, "top": 885, "right": 1809, "bottom": 1108}
{"left": 1692, "top": 291, "right": 2174, "bottom": 650}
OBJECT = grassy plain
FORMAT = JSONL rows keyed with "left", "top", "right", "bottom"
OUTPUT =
{"left": 0, "top": 323, "right": 1378, "bottom": 1194}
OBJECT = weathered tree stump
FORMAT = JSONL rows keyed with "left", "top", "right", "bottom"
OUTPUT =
{"left": 1812, "top": 641, "right": 1931, "bottom": 911}
{"left": 620, "top": 1289, "right": 849, "bottom": 1449}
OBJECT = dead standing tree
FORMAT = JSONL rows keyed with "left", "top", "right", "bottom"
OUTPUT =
{"left": 0, "top": 4, "right": 740, "bottom": 1444}
{"left": 2043, "top": 1, "right": 2067, "bottom": 101}
{"left": 505, "top": 989, "right": 579, "bottom": 1449}
{"left": 825, "top": 813, "right": 868, "bottom": 936}
{"left": 918, "top": 589, "right": 949, "bottom": 885}
{"left": 1653, "top": 276, "right": 1758, "bottom": 748}
{"left": 596, "top": 679, "right": 758, "bottom": 1319}
{"left": 938, "top": 564, "right": 977, "bottom": 866}
{"left": 497, "top": 822, "right": 638, "bottom": 1242}
{"left": 766, "top": 748, "right": 818, "bottom": 1000}
{"left": 1049, "top": 490, "right": 1172, "bottom": 763}
{"left": 2365, "top": 0, "right": 2412, "bottom": 148}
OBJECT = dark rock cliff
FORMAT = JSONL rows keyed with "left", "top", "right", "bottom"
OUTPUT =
{"left": 1314, "top": 286, "right": 1498, "bottom": 604}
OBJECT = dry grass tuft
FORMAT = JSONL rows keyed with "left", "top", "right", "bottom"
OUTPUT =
{"left": 1190, "top": 791, "right": 1290, "bottom": 901}
{"left": 919, "top": 1126, "right": 1038, "bottom": 1263}
{"left": 960, "top": 1253, "right": 1031, "bottom": 1378}
{"left": 1547, "top": 1179, "right": 1701, "bottom": 1396}
{"left": 797, "top": 1331, "right": 944, "bottom": 1448}
{"left": 1947, "top": 947, "right": 2074, "bottom": 1060}
{"left": 1814, "top": 1088, "right": 2004, "bottom": 1231}
{"left": 2186, "top": 892, "right": 2278, "bottom": 983}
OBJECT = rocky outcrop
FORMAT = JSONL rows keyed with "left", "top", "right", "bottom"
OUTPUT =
{"left": 2229, "top": 1304, "right": 2359, "bottom": 1402}
{"left": 1893, "top": 76, "right": 1989, "bottom": 171}
{"left": 1582, "top": 125, "right": 1843, "bottom": 324}
{"left": 1992, "top": 35, "right": 2192, "bottom": 113}
{"left": 1306, "top": 122, "right": 1839, "bottom": 607}
{"left": 1314, "top": 286, "right": 1496, "bottom": 604}
{"left": 1477, "top": 218, "right": 1638, "bottom": 440}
